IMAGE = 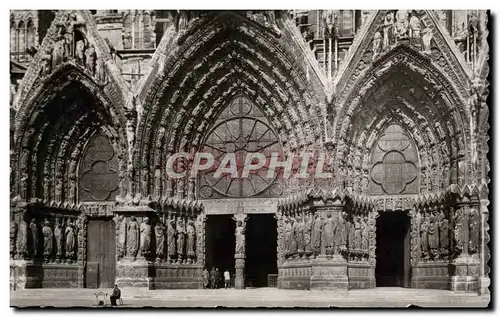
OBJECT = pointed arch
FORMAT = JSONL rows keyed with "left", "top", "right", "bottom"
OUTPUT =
{"left": 334, "top": 46, "right": 470, "bottom": 195}
{"left": 134, "top": 12, "right": 328, "bottom": 199}
{"left": 12, "top": 64, "right": 127, "bottom": 204}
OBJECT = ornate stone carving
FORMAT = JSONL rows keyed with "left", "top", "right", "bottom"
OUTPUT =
{"left": 155, "top": 222, "right": 165, "bottom": 261}
{"left": 428, "top": 211, "right": 439, "bottom": 258}
{"left": 304, "top": 212, "right": 312, "bottom": 257}
{"left": 438, "top": 209, "right": 449, "bottom": 258}
{"left": 127, "top": 216, "right": 139, "bottom": 258}
{"left": 468, "top": 208, "right": 479, "bottom": 254}
{"left": 116, "top": 215, "right": 127, "bottom": 260}
{"left": 54, "top": 218, "right": 63, "bottom": 261}
{"left": 420, "top": 212, "right": 429, "bottom": 260}
{"left": 453, "top": 207, "right": 464, "bottom": 254}
{"left": 16, "top": 218, "right": 28, "bottom": 259}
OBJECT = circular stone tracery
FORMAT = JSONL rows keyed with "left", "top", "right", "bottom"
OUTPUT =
{"left": 200, "top": 95, "right": 283, "bottom": 198}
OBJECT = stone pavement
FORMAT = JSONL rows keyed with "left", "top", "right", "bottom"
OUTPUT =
{"left": 10, "top": 287, "right": 490, "bottom": 308}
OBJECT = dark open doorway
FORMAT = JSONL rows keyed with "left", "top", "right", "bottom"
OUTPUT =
{"left": 375, "top": 211, "right": 411, "bottom": 287}
{"left": 206, "top": 215, "right": 235, "bottom": 276}
{"left": 245, "top": 214, "right": 278, "bottom": 288}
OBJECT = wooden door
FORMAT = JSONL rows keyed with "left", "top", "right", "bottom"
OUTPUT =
{"left": 86, "top": 219, "right": 116, "bottom": 288}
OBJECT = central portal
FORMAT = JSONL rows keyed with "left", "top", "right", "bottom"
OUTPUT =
{"left": 206, "top": 215, "right": 235, "bottom": 276}
{"left": 245, "top": 214, "right": 278, "bottom": 288}
{"left": 375, "top": 211, "right": 411, "bottom": 287}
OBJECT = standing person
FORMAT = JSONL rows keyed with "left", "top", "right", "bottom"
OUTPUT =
{"left": 210, "top": 267, "right": 216, "bottom": 289}
{"left": 202, "top": 267, "right": 209, "bottom": 289}
{"left": 215, "top": 268, "right": 221, "bottom": 289}
{"left": 110, "top": 284, "right": 121, "bottom": 306}
{"left": 224, "top": 269, "right": 231, "bottom": 289}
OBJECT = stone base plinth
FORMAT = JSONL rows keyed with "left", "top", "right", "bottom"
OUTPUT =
{"left": 11, "top": 260, "right": 81, "bottom": 289}
{"left": 411, "top": 261, "right": 451, "bottom": 290}
{"left": 235, "top": 255, "right": 245, "bottom": 289}
{"left": 151, "top": 263, "right": 202, "bottom": 289}
{"left": 479, "top": 277, "right": 490, "bottom": 295}
{"left": 310, "top": 255, "right": 348, "bottom": 291}
{"left": 280, "top": 258, "right": 313, "bottom": 290}
{"left": 115, "top": 257, "right": 151, "bottom": 288}
{"left": 450, "top": 255, "right": 480, "bottom": 293}
{"left": 348, "top": 262, "right": 375, "bottom": 289}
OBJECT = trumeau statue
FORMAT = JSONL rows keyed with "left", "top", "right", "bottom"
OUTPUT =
{"left": 127, "top": 216, "right": 139, "bottom": 257}
{"left": 140, "top": 217, "right": 151, "bottom": 255}
{"left": 235, "top": 220, "right": 245, "bottom": 255}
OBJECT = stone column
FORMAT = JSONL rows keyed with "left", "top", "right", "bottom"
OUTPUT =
{"left": 479, "top": 198, "right": 490, "bottom": 295}
{"left": 310, "top": 198, "right": 348, "bottom": 291}
{"left": 233, "top": 212, "right": 247, "bottom": 289}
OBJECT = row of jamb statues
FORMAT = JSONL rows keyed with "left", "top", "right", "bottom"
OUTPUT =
{"left": 116, "top": 214, "right": 198, "bottom": 264}
{"left": 281, "top": 210, "right": 370, "bottom": 261}
{"left": 418, "top": 206, "right": 480, "bottom": 261}
{"left": 11, "top": 217, "right": 79, "bottom": 263}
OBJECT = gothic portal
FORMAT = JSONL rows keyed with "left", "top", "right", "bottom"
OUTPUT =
{"left": 10, "top": 10, "right": 490, "bottom": 294}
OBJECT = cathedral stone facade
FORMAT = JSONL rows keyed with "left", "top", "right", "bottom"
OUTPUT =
{"left": 10, "top": 10, "right": 490, "bottom": 294}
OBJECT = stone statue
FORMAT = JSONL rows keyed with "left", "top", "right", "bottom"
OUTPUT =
{"left": 40, "top": 48, "right": 52, "bottom": 76}
{"left": 428, "top": 213, "right": 439, "bottom": 258}
{"left": 52, "top": 36, "right": 65, "bottom": 70}
{"left": 167, "top": 219, "right": 177, "bottom": 262}
{"left": 354, "top": 216, "right": 362, "bottom": 250}
{"left": 283, "top": 216, "right": 292, "bottom": 257}
{"left": 395, "top": 10, "right": 409, "bottom": 39}
{"left": 382, "top": 11, "right": 395, "bottom": 49}
{"left": 10, "top": 220, "right": 17, "bottom": 257}
{"left": 177, "top": 218, "right": 186, "bottom": 262}
{"left": 373, "top": 32, "right": 382, "bottom": 58}
{"left": 140, "top": 217, "right": 151, "bottom": 256}
{"left": 289, "top": 217, "right": 298, "bottom": 255}
{"left": 409, "top": 12, "right": 422, "bottom": 45}
{"left": 30, "top": 218, "right": 38, "bottom": 258}
{"left": 322, "top": 212, "right": 335, "bottom": 254}
{"left": 304, "top": 213, "right": 312, "bottom": 256}
{"left": 96, "top": 58, "right": 107, "bottom": 83}
{"left": 335, "top": 211, "right": 347, "bottom": 252}
{"left": 126, "top": 120, "right": 135, "bottom": 164}
{"left": 84, "top": 44, "right": 96, "bottom": 75}
{"left": 16, "top": 219, "right": 28, "bottom": 259}
{"left": 311, "top": 214, "right": 322, "bottom": 254}
{"left": 42, "top": 219, "right": 53, "bottom": 260}
{"left": 349, "top": 218, "right": 355, "bottom": 250}
{"left": 186, "top": 219, "right": 196, "bottom": 260}
{"left": 294, "top": 216, "right": 305, "bottom": 256}
{"left": 75, "top": 39, "right": 85, "bottom": 66}
{"left": 127, "top": 216, "right": 139, "bottom": 257}
{"left": 65, "top": 220, "right": 76, "bottom": 259}
{"left": 420, "top": 213, "right": 429, "bottom": 259}
{"left": 468, "top": 208, "right": 479, "bottom": 254}
{"left": 117, "top": 215, "right": 127, "bottom": 259}
{"left": 453, "top": 209, "right": 464, "bottom": 253}
{"left": 421, "top": 27, "right": 433, "bottom": 53}
{"left": 54, "top": 219, "right": 63, "bottom": 259}
{"left": 438, "top": 211, "right": 449, "bottom": 256}
{"left": 361, "top": 215, "right": 369, "bottom": 252}
{"left": 235, "top": 220, "right": 245, "bottom": 255}
{"left": 155, "top": 222, "right": 165, "bottom": 260}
